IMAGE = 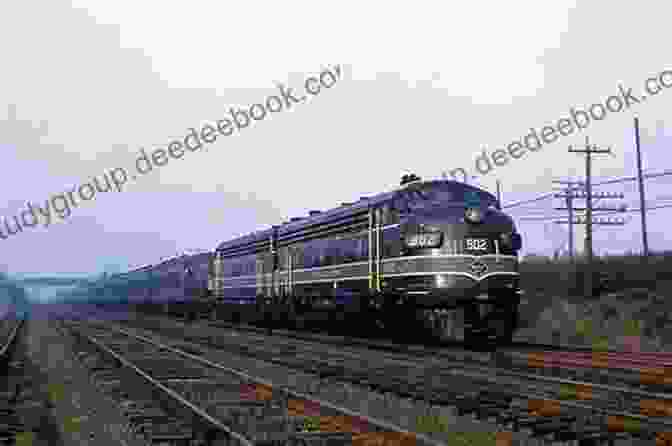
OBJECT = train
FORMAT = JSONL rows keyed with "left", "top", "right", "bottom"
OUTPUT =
{"left": 93, "top": 174, "right": 523, "bottom": 346}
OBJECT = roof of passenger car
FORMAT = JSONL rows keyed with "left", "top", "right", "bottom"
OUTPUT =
{"left": 110, "top": 252, "right": 211, "bottom": 280}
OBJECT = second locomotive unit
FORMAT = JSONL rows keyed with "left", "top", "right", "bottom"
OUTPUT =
{"left": 208, "top": 174, "right": 522, "bottom": 345}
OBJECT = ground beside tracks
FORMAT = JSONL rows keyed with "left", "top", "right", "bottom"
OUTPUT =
{"left": 516, "top": 288, "right": 671, "bottom": 352}
{"left": 22, "top": 313, "right": 149, "bottom": 446}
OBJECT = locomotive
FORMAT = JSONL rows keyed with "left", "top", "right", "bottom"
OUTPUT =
{"left": 207, "top": 174, "right": 522, "bottom": 345}
{"left": 98, "top": 174, "right": 522, "bottom": 346}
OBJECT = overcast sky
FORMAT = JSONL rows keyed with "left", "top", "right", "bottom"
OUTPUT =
{"left": 1, "top": 0, "right": 672, "bottom": 279}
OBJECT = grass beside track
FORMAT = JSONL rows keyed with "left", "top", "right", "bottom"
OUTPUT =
{"left": 516, "top": 252, "right": 672, "bottom": 352}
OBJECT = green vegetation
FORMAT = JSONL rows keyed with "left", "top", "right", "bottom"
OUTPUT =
{"left": 300, "top": 416, "right": 321, "bottom": 432}
{"left": 623, "top": 319, "right": 643, "bottom": 336}
{"left": 516, "top": 252, "right": 672, "bottom": 350}
{"left": 416, "top": 413, "right": 449, "bottom": 433}
{"left": 519, "top": 251, "right": 672, "bottom": 298}
{"left": 443, "top": 430, "right": 499, "bottom": 445}
{"left": 14, "top": 432, "right": 35, "bottom": 446}
{"left": 416, "top": 415, "right": 507, "bottom": 444}
{"left": 48, "top": 382, "right": 65, "bottom": 403}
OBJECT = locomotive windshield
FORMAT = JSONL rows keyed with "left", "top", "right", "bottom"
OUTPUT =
{"left": 394, "top": 181, "right": 499, "bottom": 213}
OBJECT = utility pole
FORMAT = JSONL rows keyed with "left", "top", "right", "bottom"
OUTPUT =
{"left": 569, "top": 137, "right": 612, "bottom": 297}
{"left": 553, "top": 180, "right": 585, "bottom": 263}
{"left": 556, "top": 136, "right": 625, "bottom": 298}
{"left": 496, "top": 180, "right": 502, "bottom": 206}
{"left": 634, "top": 117, "right": 649, "bottom": 260}
{"left": 552, "top": 210, "right": 626, "bottom": 296}
{"left": 567, "top": 192, "right": 573, "bottom": 261}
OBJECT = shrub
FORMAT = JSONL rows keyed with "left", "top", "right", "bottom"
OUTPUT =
{"left": 519, "top": 252, "right": 672, "bottom": 298}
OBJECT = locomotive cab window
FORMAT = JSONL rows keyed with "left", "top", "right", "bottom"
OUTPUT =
{"left": 380, "top": 204, "right": 399, "bottom": 225}
{"left": 420, "top": 184, "right": 498, "bottom": 209}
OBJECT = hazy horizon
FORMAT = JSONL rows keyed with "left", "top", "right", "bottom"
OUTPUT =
{"left": 2, "top": 1, "right": 672, "bottom": 280}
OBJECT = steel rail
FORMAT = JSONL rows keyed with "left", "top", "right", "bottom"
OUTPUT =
{"left": 94, "top": 311, "right": 672, "bottom": 403}
{"left": 135, "top": 314, "right": 672, "bottom": 392}
{"left": 109, "top": 312, "right": 672, "bottom": 440}
{"left": 74, "top": 317, "right": 446, "bottom": 446}
{"left": 161, "top": 319, "right": 672, "bottom": 421}
{"left": 0, "top": 318, "right": 24, "bottom": 357}
{"left": 107, "top": 323, "right": 445, "bottom": 445}
{"left": 444, "top": 367, "right": 672, "bottom": 427}
{"left": 168, "top": 313, "right": 630, "bottom": 357}
{"left": 80, "top": 330, "right": 255, "bottom": 446}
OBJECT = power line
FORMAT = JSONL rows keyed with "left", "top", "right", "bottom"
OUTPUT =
{"left": 515, "top": 194, "right": 672, "bottom": 214}
{"left": 583, "top": 169, "right": 672, "bottom": 187}
{"left": 517, "top": 203, "right": 672, "bottom": 221}
{"left": 502, "top": 194, "right": 554, "bottom": 209}
{"left": 502, "top": 168, "right": 672, "bottom": 210}
{"left": 514, "top": 195, "right": 672, "bottom": 219}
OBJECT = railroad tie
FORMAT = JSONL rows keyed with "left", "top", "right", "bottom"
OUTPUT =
{"left": 530, "top": 417, "right": 575, "bottom": 436}
{"left": 478, "top": 404, "right": 508, "bottom": 419}
{"left": 457, "top": 398, "right": 497, "bottom": 415}
{"left": 0, "top": 423, "right": 24, "bottom": 434}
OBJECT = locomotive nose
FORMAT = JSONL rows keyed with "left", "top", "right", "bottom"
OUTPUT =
{"left": 401, "top": 204, "right": 519, "bottom": 254}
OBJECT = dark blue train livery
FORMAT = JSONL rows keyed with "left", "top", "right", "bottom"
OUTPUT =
{"left": 105, "top": 175, "right": 523, "bottom": 346}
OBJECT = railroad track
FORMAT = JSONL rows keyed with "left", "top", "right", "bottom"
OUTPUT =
{"left": 78, "top": 309, "right": 672, "bottom": 445}
{"left": 68, "top": 307, "right": 598, "bottom": 365}
{"left": 0, "top": 317, "right": 29, "bottom": 443}
{"left": 58, "top": 317, "right": 447, "bottom": 446}
{"left": 0, "top": 316, "right": 22, "bottom": 358}
{"left": 0, "top": 317, "right": 67, "bottom": 445}
{"left": 112, "top": 311, "right": 672, "bottom": 397}
{"left": 72, "top": 305, "right": 645, "bottom": 357}
{"left": 101, "top": 307, "right": 637, "bottom": 355}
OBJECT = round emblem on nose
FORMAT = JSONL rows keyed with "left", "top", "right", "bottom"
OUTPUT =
{"left": 470, "top": 259, "right": 488, "bottom": 276}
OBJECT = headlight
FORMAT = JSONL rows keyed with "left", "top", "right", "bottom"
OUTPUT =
{"left": 404, "top": 232, "right": 443, "bottom": 248}
{"left": 464, "top": 207, "right": 483, "bottom": 223}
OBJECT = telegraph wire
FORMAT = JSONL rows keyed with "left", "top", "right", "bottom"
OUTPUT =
{"left": 517, "top": 203, "right": 672, "bottom": 222}
{"left": 501, "top": 168, "right": 672, "bottom": 210}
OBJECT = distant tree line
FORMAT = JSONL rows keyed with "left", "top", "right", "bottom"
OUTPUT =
{"left": 0, "top": 273, "right": 32, "bottom": 318}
